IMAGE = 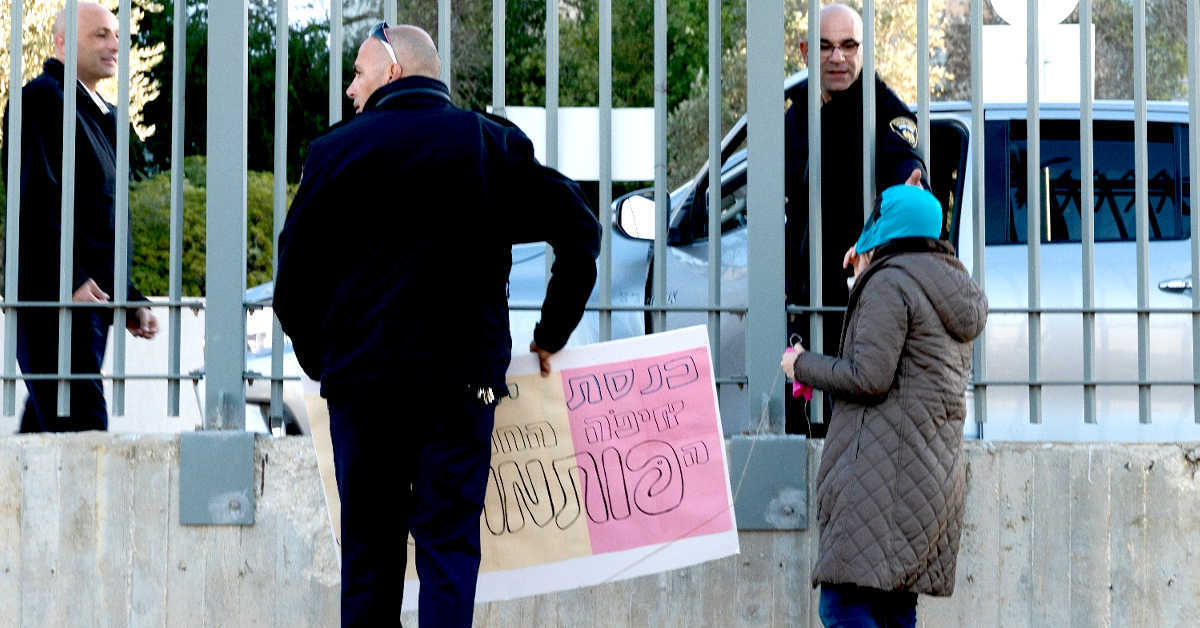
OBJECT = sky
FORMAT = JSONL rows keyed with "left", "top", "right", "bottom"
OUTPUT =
{"left": 289, "top": 0, "right": 327, "bottom": 25}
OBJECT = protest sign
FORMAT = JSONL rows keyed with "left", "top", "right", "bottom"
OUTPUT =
{"left": 402, "top": 325, "right": 739, "bottom": 607}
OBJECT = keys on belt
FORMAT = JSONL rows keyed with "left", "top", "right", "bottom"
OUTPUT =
{"left": 470, "top": 385, "right": 497, "bottom": 406}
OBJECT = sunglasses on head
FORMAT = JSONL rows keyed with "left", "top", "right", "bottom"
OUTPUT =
{"left": 370, "top": 21, "right": 399, "bottom": 65}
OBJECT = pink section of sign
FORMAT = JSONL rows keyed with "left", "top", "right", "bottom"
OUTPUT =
{"left": 559, "top": 346, "right": 732, "bottom": 555}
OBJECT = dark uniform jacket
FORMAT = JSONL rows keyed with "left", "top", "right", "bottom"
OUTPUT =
{"left": 783, "top": 73, "right": 927, "bottom": 352}
{"left": 1, "top": 58, "right": 146, "bottom": 319}
{"left": 274, "top": 76, "right": 601, "bottom": 399}
{"left": 792, "top": 237, "right": 987, "bottom": 596}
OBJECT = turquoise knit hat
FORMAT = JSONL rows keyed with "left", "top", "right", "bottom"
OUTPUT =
{"left": 854, "top": 184, "right": 942, "bottom": 254}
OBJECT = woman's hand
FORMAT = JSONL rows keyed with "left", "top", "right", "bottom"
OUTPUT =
{"left": 780, "top": 343, "right": 805, "bottom": 380}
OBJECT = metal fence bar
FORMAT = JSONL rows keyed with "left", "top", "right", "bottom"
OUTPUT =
{"left": 167, "top": 0, "right": 186, "bottom": 416}
{"left": 652, "top": 0, "right": 667, "bottom": 333}
{"left": 969, "top": 0, "right": 987, "bottom": 431}
{"left": 1025, "top": 0, "right": 1041, "bottom": 424}
{"left": 385, "top": 0, "right": 397, "bottom": 26}
{"left": 8, "top": 373, "right": 212, "bottom": 382}
{"left": 998, "top": 306, "right": 1200, "bottom": 315}
{"left": 1080, "top": 0, "right": 1096, "bottom": 424}
{"left": 205, "top": 0, "right": 249, "bottom": 430}
{"left": 974, "top": 379, "right": 1200, "bottom": 387}
{"left": 544, "top": 0, "right": 559, "bottom": 284}
{"left": 746, "top": 0, "right": 785, "bottom": 433}
{"left": 3, "top": 0, "right": 23, "bottom": 416}
{"left": 598, "top": 0, "right": 613, "bottom": 342}
{"left": 492, "top": 0, "right": 505, "bottom": 118}
{"left": 269, "top": 0, "right": 289, "bottom": 431}
{"left": 917, "top": 0, "right": 929, "bottom": 170}
{"left": 513, "top": 303, "right": 748, "bottom": 313}
{"left": 439, "top": 0, "right": 452, "bottom": 91}
{"left": 57, "top": 0, "right": 80, "bottom": 417}
{"left": 706, "top": 0, "right": 722, "bottom": 373}
{"left": 329, "top": 0, "right": 342, "bottom": 126}
{"left": 1189, "top": 0, "right": 1200, "bottom": 424}
{"left": 861, "top": 0, "right": 875, "bottom": 221}
{"left": 1, "top": 300, "right": 201, "bottom": 309}
{"left": 111, "top": 0, "right": 133, "bottom": 417}
{"left": 806, "top": 0, "right": 824, "bottom": 421}
{"left": 1133, "top": 0, "right": 1151, "bottom": 424}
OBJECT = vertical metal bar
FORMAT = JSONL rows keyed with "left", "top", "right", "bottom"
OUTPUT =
{"left": 807, "top": 0, "right": 824, "bottom": 421}
{"left": 1133, "top": 0, "right": 1150, "bottom": 424}
{"left": 167, "top": 0, "right": 185, "bottom": 417}
{"left": 544, "top": 0, "right": 559, "bottom": 285}
{"left": 706, "top": 0, "right": 722, "bottom": 375}
{"left": 652, "top": 0, "right": 667, "bottom": 332}
{"left": 439, "top": 0, "right": 452, "bottom": 91}
{"left": 1188, "top": 0, "right": 1200, "bottom": 423}
{"left": 1080, "top": 0, "right": 1096, "bottom": 424}
{"left": 746, "top": 0, "right": 786, "bottom": 434}
{"left": 205, "top": 0, "right": 249, "bottom": 430}
{"left": 4, "top": 0, "right": 24, "bottom": 416}
{"left": 598, "top": 0, "right": 612, "bottom": 342}
{"left": 1025, "top": 0, "right": 1041, "bottom": 424}
{"left": 329, "top": 0, "right": 342, "bottom": 125}
{"left": 58, "top": 0, "right": 80, "bottom": 417}
{"left": 493, "top": 0, "right": 505, "bottom": 118}
{"left": 917, "top": 0, "right": 930, "bottom": 170}
{"left": 861, "top": 0, "right": 875, "bottom": 221}
{"left": 385, "top": 0, "right": 397, "bottom": 25}
{"left": 112, "top": 0, "right": 133, "bottom": 417}
{"left": 269, "top": 0, "right": 289, "bottom": 431}
{"left": 969, "top": 0, "right": 987, "bottom": 433}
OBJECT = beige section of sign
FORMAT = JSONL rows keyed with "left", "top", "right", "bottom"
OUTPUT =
{"left": 479, "top": 371, "right": 593, "bottom": 572}
{"left": 403, "top": 371, "right": 593, "bottom": 583}
{"left": 303, "top": 393, "right": 341, "bottom": 548}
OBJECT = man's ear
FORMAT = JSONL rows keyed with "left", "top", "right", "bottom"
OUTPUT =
{"left": 388, "top": 63, "right": 404, "bottom": 83}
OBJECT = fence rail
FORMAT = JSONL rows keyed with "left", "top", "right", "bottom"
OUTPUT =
{"left": 2, "top": 0, "right": 1198, "bottom": 435}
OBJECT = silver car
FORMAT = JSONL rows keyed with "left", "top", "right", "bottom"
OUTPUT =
{"left": 511, "top": 75, "right": 1195, "bottom": 442}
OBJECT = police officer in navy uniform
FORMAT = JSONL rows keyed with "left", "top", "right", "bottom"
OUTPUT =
{"left": 273, "top": 23, "right": 600, "bottom": 628}
{"left": 783, "top": 3, "right": 931, "bottom": 436}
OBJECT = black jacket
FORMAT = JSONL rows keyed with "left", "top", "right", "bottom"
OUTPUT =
{"left": 1, "top": 59, "right": 146, "bottom": 317}
{"left": 783, "top": 73, "right": 928, "bottom": 350}
{"left": 274, "top": 76, "right": 601, "bottom": 398}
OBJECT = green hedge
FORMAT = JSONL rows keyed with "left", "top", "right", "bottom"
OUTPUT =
{"left": 1, "top": 155, "right": 294, "bottom": 297}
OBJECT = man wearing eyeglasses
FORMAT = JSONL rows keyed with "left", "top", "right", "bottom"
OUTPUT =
{"left": 274, "top": 23, "right": 600, "bottom": 628}
{"left": 782, "top": 2, "right": 929, "bottom": 437}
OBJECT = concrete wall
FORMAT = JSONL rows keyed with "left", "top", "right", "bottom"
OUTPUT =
{"left": 462, "top": 441, "right": 1200, "bottom": 627}
{"left": 2, "top": 436, "right": 1197, "bottom": 627}
{"left": 0, "top": 434, "right": 339, "bottom": 628}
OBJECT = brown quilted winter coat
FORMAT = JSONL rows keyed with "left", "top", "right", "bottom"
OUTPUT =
{"left": 792, "top": 237, "right": 987, "bottom": 596}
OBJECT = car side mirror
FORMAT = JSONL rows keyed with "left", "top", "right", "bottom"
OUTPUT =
{"left": 615, "top": 191, "right": 656, "bottom": 241}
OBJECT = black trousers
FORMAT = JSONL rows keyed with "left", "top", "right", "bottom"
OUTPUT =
{"left": 17, "top": 310, "right": 110, "bottom": 433}
{"left": 329, "top": 387, "right": 496, "bottom": 627}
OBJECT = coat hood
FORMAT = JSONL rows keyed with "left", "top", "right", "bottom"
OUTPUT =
{"left": 867, "top": 238, "right": 988, "bottom": 343}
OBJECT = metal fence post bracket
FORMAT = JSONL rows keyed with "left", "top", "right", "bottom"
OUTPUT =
{"left": 727, "top": 435, "right": 807, "bottom": 530}
{"left": 179, "top": 431, "right": 256, "bottom": 526}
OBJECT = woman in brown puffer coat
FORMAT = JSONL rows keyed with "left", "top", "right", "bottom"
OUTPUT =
{"left": 781, "top": 184, "right": 987, "bottom": 628}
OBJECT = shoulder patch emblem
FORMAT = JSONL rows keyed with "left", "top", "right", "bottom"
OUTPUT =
{"left": 889, "top": 116, "right": 918, "bottom": 148}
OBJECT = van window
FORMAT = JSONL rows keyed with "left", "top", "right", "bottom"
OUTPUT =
{"left": 985, "top": 119, "right": 1191, "bottom": 245}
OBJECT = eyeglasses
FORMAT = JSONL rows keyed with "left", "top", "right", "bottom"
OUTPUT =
{"left": 819, "top": 39, "right": 861, "bottom": 57}
{"left": 370, "top": 21, "right": 399, "bottom": 66}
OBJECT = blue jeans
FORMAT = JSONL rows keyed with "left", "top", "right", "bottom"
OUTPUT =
{"left": 329, "top": 388, "right": 496, "bottom": 628}
{"left": 819, "top": 583, "right": 918, "bottom": 628}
